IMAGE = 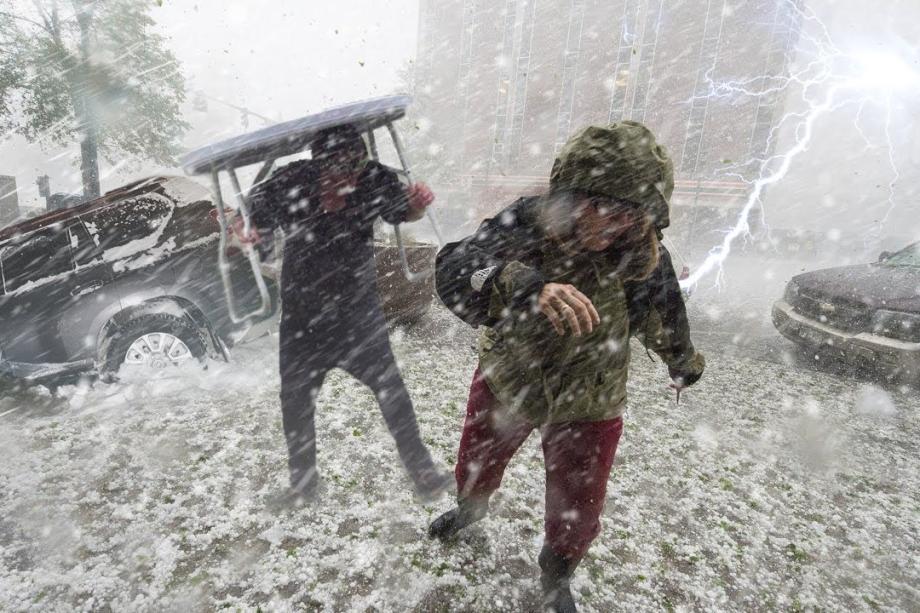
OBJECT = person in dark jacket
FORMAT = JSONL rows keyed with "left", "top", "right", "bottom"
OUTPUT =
{"left": 241, "top": 124, "right": 451, "bottom": 504}
{"left": 428, "top": 122, "right": 705, "bottom": 612}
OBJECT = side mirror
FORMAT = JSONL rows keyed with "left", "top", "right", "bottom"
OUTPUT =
{"left": 878, "top": 251, "right": 891, "bottom": 262}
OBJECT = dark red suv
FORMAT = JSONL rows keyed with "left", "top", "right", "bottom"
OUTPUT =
{"left": 0, "top": 176, "right": 279, "bottom": 383}
{"left": 0, "top": 175, "right": 437, "bottom": 385}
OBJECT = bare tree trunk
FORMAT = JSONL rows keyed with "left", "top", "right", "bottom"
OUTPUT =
{"left": 40, "top": 0, "right": 100, "bottom": 199}
{"left": 74, "top": 0, "right": 99, "bottom": 200}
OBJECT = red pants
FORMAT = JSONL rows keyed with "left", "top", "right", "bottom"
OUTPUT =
{"left": 455, "top": 368, "right": 623, "bottom": 561}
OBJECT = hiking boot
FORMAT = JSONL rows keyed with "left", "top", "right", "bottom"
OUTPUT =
{"left": 428, "top": 498, "right": 489, "bottom": 541}
{"left": 539, "top": 544, "right": 579, "bottom": 613}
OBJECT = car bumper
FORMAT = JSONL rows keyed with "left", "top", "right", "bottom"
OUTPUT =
{"left": 772, "top": 300, "right": 920, "bottom": 372}
{"left": 0, "top": 358, "right": 95, "bottom": 383}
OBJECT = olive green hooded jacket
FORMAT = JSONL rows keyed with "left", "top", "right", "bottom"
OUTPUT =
{"left": 436, "top": 122, "right": 705, "bottom": 424}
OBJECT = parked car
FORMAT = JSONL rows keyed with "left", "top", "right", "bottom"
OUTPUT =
{"left": 0, "top": 176, "right": 280, "bottom": 384}
{"left": 772, "top": 241, "right": 920, "bottom": 380}
{"left": 0, "top": 175, "right": 437, "bottom": 385}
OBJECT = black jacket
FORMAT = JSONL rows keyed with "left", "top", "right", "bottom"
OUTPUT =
{"left": 249, "top": 159, "right": 410, "bottom": 316}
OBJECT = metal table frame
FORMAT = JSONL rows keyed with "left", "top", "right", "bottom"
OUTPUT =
{"left": 180, "top": 95, "right": 443, "bottom": 324}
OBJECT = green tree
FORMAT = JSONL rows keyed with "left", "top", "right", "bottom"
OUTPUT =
{"left": 0, "top": 0, "right": 188, "bottom": 199}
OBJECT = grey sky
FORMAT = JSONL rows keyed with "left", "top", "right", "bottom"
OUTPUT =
{"left": 0, "top": 0, "right": 916, "bottom": 248}
{"left": 1, "top": 0, "right": 419, "bottom": 208}
{"left": 157, "top": 0, "right": 419, "bottom": 147}
{"left": 767, "top": 0, "right": 920, "bottom": 247}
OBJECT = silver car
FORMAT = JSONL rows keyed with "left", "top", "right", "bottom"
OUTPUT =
{"left": 772, "top": 241, "right": 920, "bottom": 380}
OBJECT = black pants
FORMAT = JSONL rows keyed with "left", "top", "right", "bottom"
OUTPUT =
{"left": 278, "top": 304, "right": 435, "bottom": 491}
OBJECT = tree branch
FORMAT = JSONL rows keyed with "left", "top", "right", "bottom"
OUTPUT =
{"left": 30, "top": 0, "right": 54, "bottom": 33}
{"left": 0, "top": 10, "right": 52, "bottom": 34}
{"left": 50, "top": 0, "right": 61, "bottom": 38}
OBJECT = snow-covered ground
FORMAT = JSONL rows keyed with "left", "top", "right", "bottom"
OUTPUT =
{"left": 1, "top": 289, "right": 918, "bottom": 611}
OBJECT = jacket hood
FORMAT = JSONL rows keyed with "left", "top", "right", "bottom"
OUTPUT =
{"left": 549, "top": 121, "right": 673, "bottom": 231}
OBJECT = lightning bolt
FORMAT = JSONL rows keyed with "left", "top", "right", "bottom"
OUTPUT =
{"left": 680, "top": 1, "right": 918, "bottom": 290}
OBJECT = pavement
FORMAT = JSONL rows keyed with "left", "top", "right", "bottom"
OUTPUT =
{"left": 0, "top": 254, "right": 917, "bottom": 611}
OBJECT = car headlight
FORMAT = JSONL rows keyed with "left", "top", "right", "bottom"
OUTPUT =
{"left": 871, "top": 310, "right": 920, "bottom": 343}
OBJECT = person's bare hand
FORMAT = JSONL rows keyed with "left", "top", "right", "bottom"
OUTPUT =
{"left": 231, "top": 217, "right": 261, "bottom": 245}
{"left": 537, "top": 283, "right": 600, "bottom": 336}
{"left": 407, "top": 182, "right": 435, "bottom": 211}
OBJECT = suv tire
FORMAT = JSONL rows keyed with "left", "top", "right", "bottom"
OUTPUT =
{"left": 101, "top": 313, "right": 207, "bottom": 377}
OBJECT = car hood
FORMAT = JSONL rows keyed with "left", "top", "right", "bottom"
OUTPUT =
{"left": 792, "top": 264, "right": 920, "bottom": 313}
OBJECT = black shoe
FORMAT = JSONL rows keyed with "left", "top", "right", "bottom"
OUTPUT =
{"left": 539, "top": 544, "right": 579, "bottom": 613}
{"left": 542, "top": 585, "right": 576, "bottom": 613}
{"left": 428, "top": 498, "right": 488, "bottom": 541}
{"left": 412, "top": 466, "right": 453, "bottom": 502}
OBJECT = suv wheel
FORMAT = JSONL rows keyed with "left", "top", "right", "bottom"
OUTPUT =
{"left": 102, "top": 313, "right": 207, "bottom": 377}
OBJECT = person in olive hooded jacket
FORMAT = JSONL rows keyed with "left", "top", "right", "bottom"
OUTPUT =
{"left": 428, "top": 121, "right": 705, "bottom": 612}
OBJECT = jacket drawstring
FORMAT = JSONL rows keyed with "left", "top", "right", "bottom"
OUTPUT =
{"left": 643, "top": 296, "right": 655, "bottom": 363}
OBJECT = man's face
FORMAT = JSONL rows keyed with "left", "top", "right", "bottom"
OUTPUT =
{"left": 572, "top": 194, "right": 643, "bottom": 252}
{"left": 320, "top": 146, "right": 365, "bottom": 180}
{"left": 314, "top": 129, "right": 368, "bottom": 189}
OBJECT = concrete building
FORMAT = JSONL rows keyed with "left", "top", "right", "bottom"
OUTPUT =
{"left": 413, "top": 0, "right": 804, "bottom": 236}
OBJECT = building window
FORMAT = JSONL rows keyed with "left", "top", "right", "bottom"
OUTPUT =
{"left": 553, "top": 0, "right": 587, "bottom": 153}
{"left": 679, "top": 0, "right": 728, "bottom": 177}
{"left": 507, "top": 0, "right": 538, "bottom": 163}
{"left": 490, "top": 0, "right": 521, "bottom": 166}
{"left": 607, "top": 0, "right": 642, "bottom": 123}
{"left": 747, "top": 0, "right": 805, "bottom": 171}
{"left": 457, "top": 0, "right": 480, "bottom": 170}
{"left": 628, "top": 0, "right": 664, "bottom": 122}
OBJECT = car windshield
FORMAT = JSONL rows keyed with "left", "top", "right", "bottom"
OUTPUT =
{"left": 883, "top": 242, "right": 920, "bottom": 267}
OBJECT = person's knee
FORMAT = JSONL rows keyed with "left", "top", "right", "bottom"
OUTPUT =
{"left": 280, "top": 367, "right": 324, "bottom": 402}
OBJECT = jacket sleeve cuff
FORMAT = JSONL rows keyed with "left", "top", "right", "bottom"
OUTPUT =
{"left": 667, "top": 352, "right": 705, "bottom": 386}
{"left": 470, "top": 265, "right": 499, "bottom": 293}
